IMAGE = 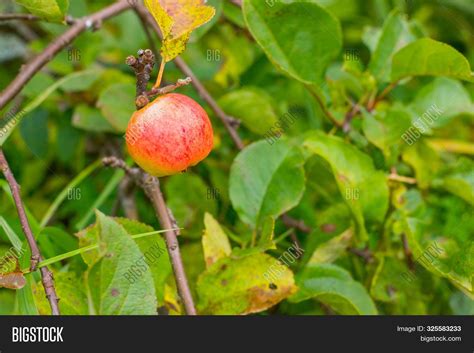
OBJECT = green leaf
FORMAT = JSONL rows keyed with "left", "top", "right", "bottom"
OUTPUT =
{"left": 15, "top": 276, "right": 39, "bottom": 315}
{"left": 370, "top": 256, "right": 427, "bottom": 314}
{"left": 229, "top": 139, "right": 305, "bottom": 228}
{"left": 40, "top": 159, "right": 102, "bottom": 228}
{"left": 0, "top": 34, "right": 27, "bottom": 63}
{"left": 409, "top": 78, "right": 473, "bottom": 129}
{"left": 401, "top": 216, "right": 473, "bottom": 297}
{"left": 435, "top": 158, "right": 474, "bottom": 206}
{"left": 304, "top": 132, "right": 389, "bottom": 242}
{"left": 257, "top": 216, "right": 276, "bottom": 250}
{"left": 391, "top": 38, "right": 474, "bottom": 82}
{"left": 362, "top": 107, "right": 412, "bottom": 160}
{"left": 0, "top": 69, "right": 100, "bottom": 146}
{"left": 72, "top": 104, "right": 116, "bottom": 133}
{"left": 243, "top": 0, "right": 342, "bottom": 85}
{"left": 74, "top": 169, "right": 124, "bottom": 230}
{"left": 308, "top": 228, "right": 353, "bottom": 264}
{"left": 0, "top": 216, "right": 23, "bottom": 251}
{"left": 202, "top": 213, "right": 232, "bottom": 268}
{"left": 96, "top": 83, "right": 136, "bottom": 133}
{"left": 85, "top": 212, "right": 157, "bottom": 315}
{"left": 218, "top": 87, "right": 279, "bottom": 135}
{"left": 395, "top": 190, "right": 473, "bottom": 297}
{"left": 77, "top": 216, "right": 171, "bottom": 306}
{"left": 38, "top": 227, "right": 78, "bottom": 261}
{"left": 15, "top": 0, "right": 69, "bottom": 23}
{"left": 402, "top": 140, "right": 441, "bottom": 189}
{"left": 368, "top": 10, "right": 416, "bottom": 82}
{"left": 290, "top": 263, "right": 377, "bottom": 315}
{"left": 111, "top": 218, "right": 171, "bottom": 305}
{"left": 197, "top": 253, "right": 296, "bottom": 315}
{"left": 164, "top": 173, "right": 218, "bottom": 238}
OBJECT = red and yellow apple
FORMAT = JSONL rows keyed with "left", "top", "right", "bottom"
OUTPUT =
{"left": 126, "top": 93, "right": 213, "bottom": 177}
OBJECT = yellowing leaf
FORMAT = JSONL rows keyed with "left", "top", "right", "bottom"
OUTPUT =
{"left": 145, "top": 0, "right": 216, "bottom": 61}
{"left": 202, "top": 213, "right": 232, "bottom": 268}
{"left": 197, "top": 253, "right": 296, "bottom": 315}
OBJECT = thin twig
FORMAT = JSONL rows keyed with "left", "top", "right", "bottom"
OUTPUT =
{"left": 0, "top": 149, "right": 60, "bottom": 315}
{"left": 367, "top": 81, "right": 398, "bottom": 111}
{"left": 306, "top": 85, "right": 343, "bottom": 128}
{"left": 342, "top": 99, "right": 361, "bottom": 133}
{"left": 118, "top": 177, "right": 138, "bottom": 220}
{"left": 0, "top": 0, "right": 133, "bottom": 110}
{"left": 281, "top": 214, "right": 311, "bottom": 234}
{"left": 401, "top": 233, "right": 414, "bottom": 270}
{"left": 102, "top": 157, "right": 196, "bottom": 315}
{"left": 146, "top": 77, "right": 192, "bottom": 98}
{"left": 229, "top": 0, "right": 243, "bottom": 7}
{"left": 349, "top": 247, "right": 374, "bottom": 263}
{"left": 0, "top": 13, "right": 40, "bottom": 21}
{"left": 388, "top": 173, "right": 417, "bottom": 184}
{"left": 0, "top": 13, "right": 77, "bottom": 24}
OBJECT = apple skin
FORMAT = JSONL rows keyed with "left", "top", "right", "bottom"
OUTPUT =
{"left": 126, "top": 93, "right": 213, "bottom": 177}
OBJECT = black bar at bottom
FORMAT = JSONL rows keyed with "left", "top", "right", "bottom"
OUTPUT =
{"left": 0, "top": 315, "right": 472, "bottom": 352}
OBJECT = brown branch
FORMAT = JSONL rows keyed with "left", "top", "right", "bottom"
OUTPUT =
{"left": 118, "top": 177, "right": 138, "bottom": 220}
{"left": 0, "top": 13, "right": 40, "bottom": 21}
{"left": 133, "top": 5, "right": 245, "bottom": 150}
{"left": 367, "top": 81, "right": 399, "bottom": 111}
{"left": 388, "top": 173, "right": 417, "bottom": 185}
{"left": 342, "top": 99, "right": 361, "bottom": 133}
{"left": 0, "top": 13, "right": 77, "bottom": 24}
{"left": 401, "top": 233, "right": 415, "bottom": 270}
{"left": 102, "top": 157, "right": 196, "bottom": 315}
{"left": 0, "top": 0, "right": 133, "bottom": 111}
{"left": 146, "top": 77, "right": 192, "bottom": 98}
{"left": 229, "top": 0, "right": 243, "bottom": 7}
{"left": 281, "top": 214, "right": 311, "bottom": 234}
{"left": 349, "top": 247, "right": 374, "bottom": 263}
{"left": 306, "top": 85, "right": 343, "bottom": 128}
{"left": 0, "top": 149, "right": 60, "bottom": 315}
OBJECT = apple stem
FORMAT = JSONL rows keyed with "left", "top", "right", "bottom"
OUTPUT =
{"left": 155, "top": 60, "right": 166, "bottom": 89}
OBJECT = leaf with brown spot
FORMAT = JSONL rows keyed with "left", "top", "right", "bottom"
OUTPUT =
{"left": 197, "top": 253, "right": 296, "bottom": 315}
{"left": 0, "top": 271, "right": 26, "bottom": 290}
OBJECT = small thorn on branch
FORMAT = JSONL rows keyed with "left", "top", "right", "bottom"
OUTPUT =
{"left": 167, "top": 207, "right": 181, "bottom": 237}
{"left": 226, "top": 116, "right": 241, "bottom": 129}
